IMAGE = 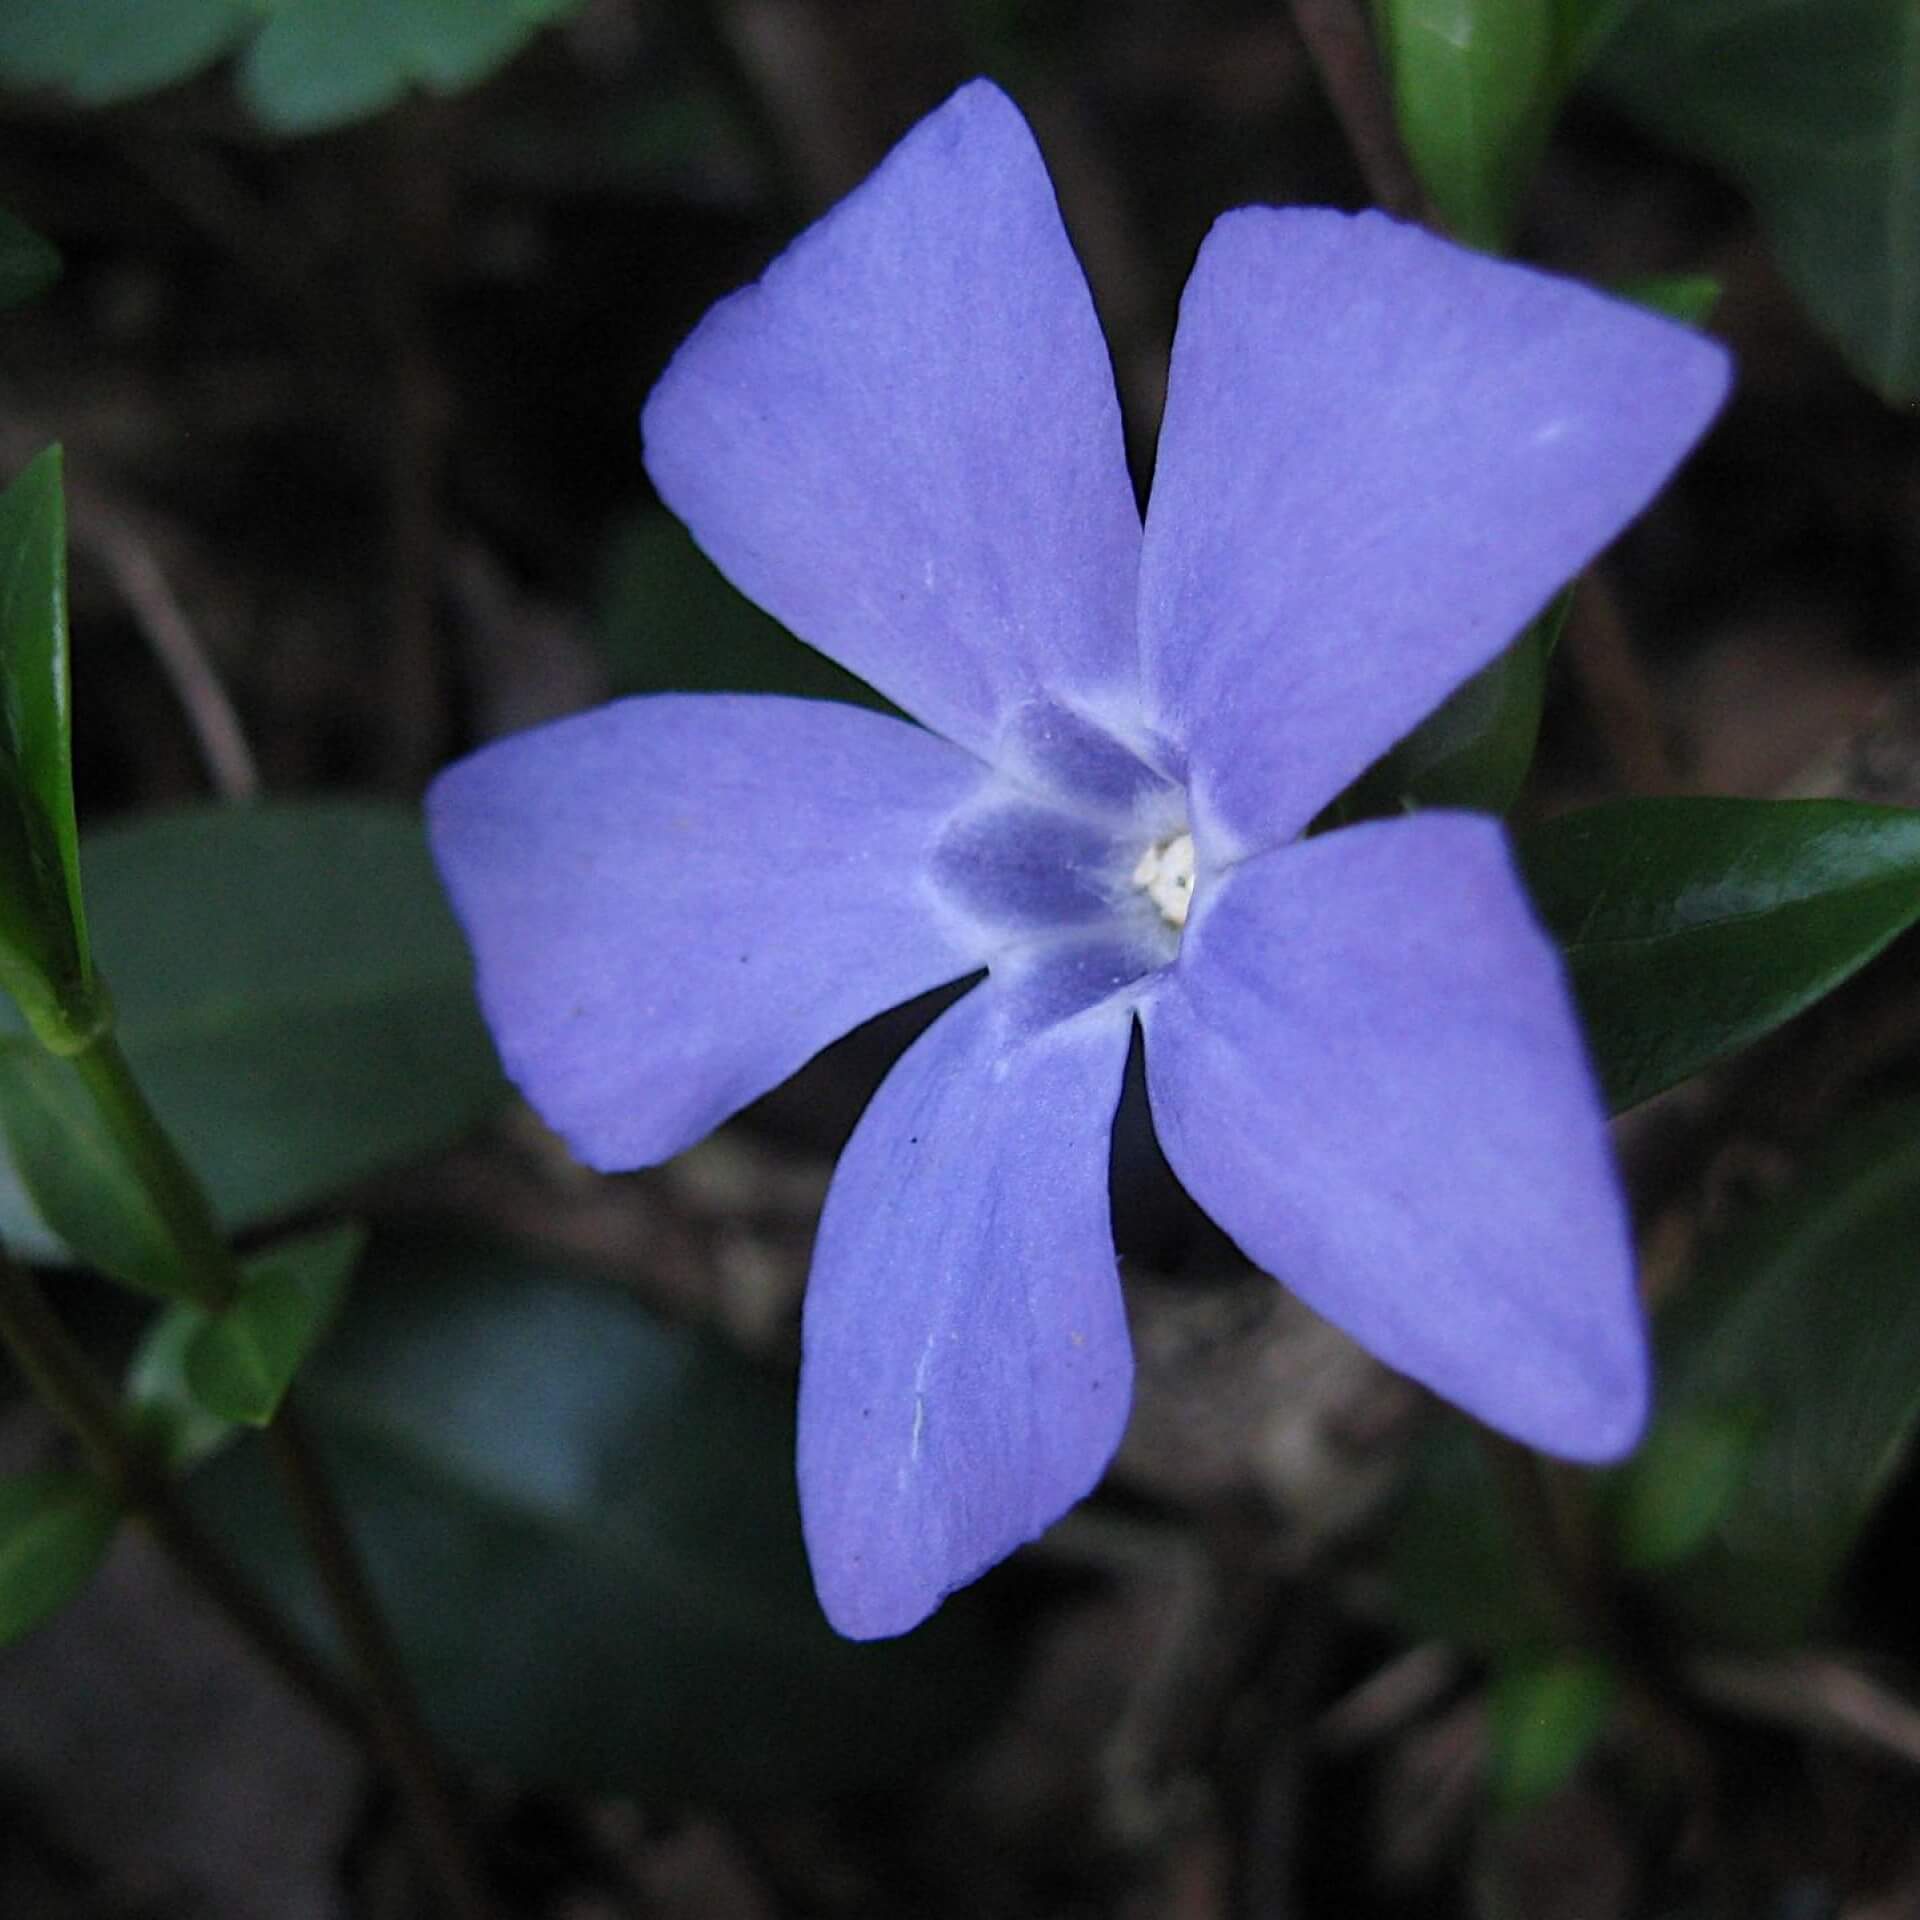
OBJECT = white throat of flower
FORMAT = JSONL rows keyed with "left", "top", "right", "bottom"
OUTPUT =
{"left": 1131, "top": 830, "right": 1195, "bottom": 928}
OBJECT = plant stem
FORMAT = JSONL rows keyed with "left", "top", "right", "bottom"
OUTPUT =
{"left": 0, "top": 1251, "right": 363, "bottom": 1734}
{"left": 1475, "top": 1428, "right": 1620, "bottom": 1656}
{"left": 1286, "top": 0, "right": 1439, "bottom": 226}
{"left": 266, "top": 1403, "right": 500, "bottom": 1920}
{"left": 66, "top": 1028, "right": 239, "bottom": 1310}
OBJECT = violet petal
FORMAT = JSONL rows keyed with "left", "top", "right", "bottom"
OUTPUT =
{"left": 799, "top": 981, "right": 1135, "bottom": 1638}
{"left": 1139, "top": 208, "right": 1731, "bottom": 854}
{"left": 642, "top": 80, "right": 1142, "bottom": 762}
{"left": 1140, "top": 813, "right": 1647, "bottom": 1459}
{"left": 426, "top": 694, "right": 989, "bottom": 1170}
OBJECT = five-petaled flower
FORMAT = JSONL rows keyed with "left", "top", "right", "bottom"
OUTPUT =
{"left": 428, "top": 81, "right": 1729, "bottom": 1640}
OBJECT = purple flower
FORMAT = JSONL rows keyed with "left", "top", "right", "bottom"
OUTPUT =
{"left": 428, "top": 81, "right": 1729, "bottom": 1639}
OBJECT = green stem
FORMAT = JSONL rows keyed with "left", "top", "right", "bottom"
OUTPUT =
{"left": 0, "top": 1252, "right": 364, "bottom": 1734}
{"left": 66, "top": 1028, "right": 239, "bottom": 1311}
{"left": 1476, "top": 1429, "right": 1621, "bottom": 1657}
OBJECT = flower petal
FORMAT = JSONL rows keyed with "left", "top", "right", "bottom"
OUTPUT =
{"left": 642, "top": 80, "right": 1142, "bottom": 763}
{"left": 427, "top": 694, "right": 990, "bottom": 1170}
{"left": 1138, "top": 209, "right": 1731, "bottom": 853}
{"left": 798, "top": 978, "right": 1135, "bottom": 1639}
{"left": 1140, "top": 813, "right": 1646, "bottom": 1460}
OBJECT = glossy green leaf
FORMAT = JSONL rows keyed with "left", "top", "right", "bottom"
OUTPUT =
{"left": 0, "top": 0, "right": 250, "bottom": 105}
{"left": 184, "top": 1222, "right": 364, "bottom": 1426}
{"left": 0, "top": 208, "right": 60, "bottom": 311}
{"left": 1644, "top": 1101, "right": 1920, "bottom": 1646}
{"left": 1374, "top": 0, "right": 1560, "bottom": 249}
{"left": 0, "top": 447, "right": 93, "bottom": 1047}
{"left": 0, "top": 802, "right": 504, "bottom": 1264}
{"left": 597, "top": 510, "right": 891, "bottom": 713}
{"left": 125, "top": 1301, "right": 241, "bottom": 1473}
{"left": 1487, "top": 1652, "right": 1616, "bottom": 1807}
{"left": 188, "top": 1237, "right": 1002, "bottom": 1798}
{"left": 0, "top": 1468, "right": 118, "bottom": 1644}
{"left": 1520, "top": 799, "right": 1920, "bottom": 1113}
{"left": 1595, "top": 0, "right": 1920, "bottom": 402}
{"left": 240, "top": 0, "right": 590, "bottom": 134}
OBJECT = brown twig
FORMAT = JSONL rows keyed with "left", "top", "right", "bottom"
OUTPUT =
{"left": 1285, "top": 0, "right": 1438, "bottom": 225}
{"left": 1563, "top": 566, "right": 1680, "bottom": 793}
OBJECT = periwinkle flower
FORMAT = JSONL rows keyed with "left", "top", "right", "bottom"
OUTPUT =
{"left": 428, "top": 81, "right": 1729, "bottom": 1639}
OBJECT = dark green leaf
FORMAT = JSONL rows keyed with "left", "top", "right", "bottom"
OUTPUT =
{"left": 1643, "top": 1101, "right": 1920, "bottom": 1645}
{"left": 0, "top": 1043, "right": 196, "bottom": 1296}
{"left": 0, "top": 208, "right": 60, "bottom": 310}
{"left": 1611, "top": 1402, "right": 1762, "bottom": 1572}
{"left": 0, "top": 1468, "right": 118, "bottom": 1643}
{"left": 239, "top": 0, "right": 590, "bottom": 134}
{"left": 0, "top": 0, "right": 250, "bottom": 105}
{"left": 1375, "top": 0, "right": 1561, "bottom": 250}
{"left": 0, "top": 447, "right": 93, "bottom": 1046}
{"left": 1487, "top": 1652, "right": 1616, "bottom": 1807}
{"left": 185, "top": 1222, "right": 364, "bottom": 1426}
{"left": 1595, "top": 0, "right": 1920, "bottom": 402}
{"left": 597, "top": 509, "right": 892, "bottom": 713}
{"left": 1520, "top": 798, "right": 1920, "bottom": 1113}
{"left": 0, "top": 801, "right": 504, "bottom": 1264}
{"left": 190, "top": 1236, "right": 1002, "bottom": 1798}
{"left": 125, "top": 1301, "right": 240, "bottom": 1473}
{"left": 1617, "top": 272, "right": 1722, "bottom": 328}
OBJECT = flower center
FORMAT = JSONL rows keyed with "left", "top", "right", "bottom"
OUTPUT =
{"left": 1131, "top": 831, "right": 1195, "bottom": 928}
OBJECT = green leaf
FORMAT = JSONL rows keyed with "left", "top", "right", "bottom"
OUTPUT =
{"left": 0, "top": 447, "right": 93, "bottom": 1047}
{"left": 0, "top": 1043, "right": 197, "bottom": 1297}
{"left": 0, "top": 0, "right": 251, "bottom": 105}
{"left": 1594, "top": 0, "right": 1920, "bottom": 402}
{"left": 125, "top": 1301, "right": 241, "bottom": 1473}
{"left": 184, "top": 1222, "right": 364, "bottom": 1426}
{"left": 1643, "top": 1101, "right": 1920, "bottom": 1646}
{"left": 1375, "top": 0, "right": 1561, "bottom": 250}
{"left": 1611, "top": 1402, "right": 1762, "bottom": 1573}
{"left": 596, "top": 510, "right": 892, "bottom": 713}
{"left": 1321, "top": 593, "right": 1566, "bottom": 828}
{"left": 1519, "top": 798, "right": 1920, "bottom": 1113}
{"left": 0, "top": 208, "right": 60, "bottom": 311}
{"left": 1616, "top": 272, "right": 1722, "bottom": 328}
{"left": 1486, "top": 1652, "right": 1617, "bottom": 1807}
{"left": 0, "top": 801, "right": 504, "bottom": 1264}
{"left": 239, "top": 0, "right": 590, "bottom": 134}
{"left": 187, "top": 1236, "right": 1003, "bottom": 1798}
{"left": 0, "top": 1468, "right": 118, "bottom": 1643}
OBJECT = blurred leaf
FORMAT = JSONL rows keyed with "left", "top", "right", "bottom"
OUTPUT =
{"left": 1611, "top": 1402, "right": 1762, "bottom": 1572}
{"left": 0, "top": 802, "right": 504, "bottom": 1264}
{"left": 1520, "top": 799, "right": 1920, "bottom": 1113}
{"left": 0, "top": 0, "right": 249, "bottom": 105}
{"left": 1617, "top": 272, "right": 1722, "bottom": 327}
{"left": 1595, "top": 0, "right": 1920, "bottom": 402}
{"left": 1374, "top": 0, "right": 1560, "bottom": 249}
{"left": 184, "top": 1222, "right": 364, "bottom": 1426}
{"left": 597, "top": 510, "right": 893, "bottom": 713}
{"left": 125, "top": 1301, "right": 240, "bottom": 1473}
{"left": 0, "top": 1468, "right": 118, "bottom": 1644}
{"left": 240, "top": 0, "right": 590, "bottom": 135}
{"left": 188, "top": 1236, "right": 1003, "bottom": 1798}
{"left": 0, "top": 209, "right": 60, "bottom": 310}
{"left": 1322, "top": 593, "right": 1566, "bottom": 828}
{"left": 0, "top": 447, "right": 92, "bottom": 1046}
{"left": 1645, "top": 1101, "right": 1920, "bottom": 1645}
{"left": 1487, "top": 1652, "right": 1616, "bottom": 1807}
{"left": 1386, "top": 1424, "right": 1558, "bottom": 1655}
{"left": 0, "top": 1044, "right": 196, "bottom": 1297}
{"left": 0, "top": 0, "right": 586, "bottom": 133}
